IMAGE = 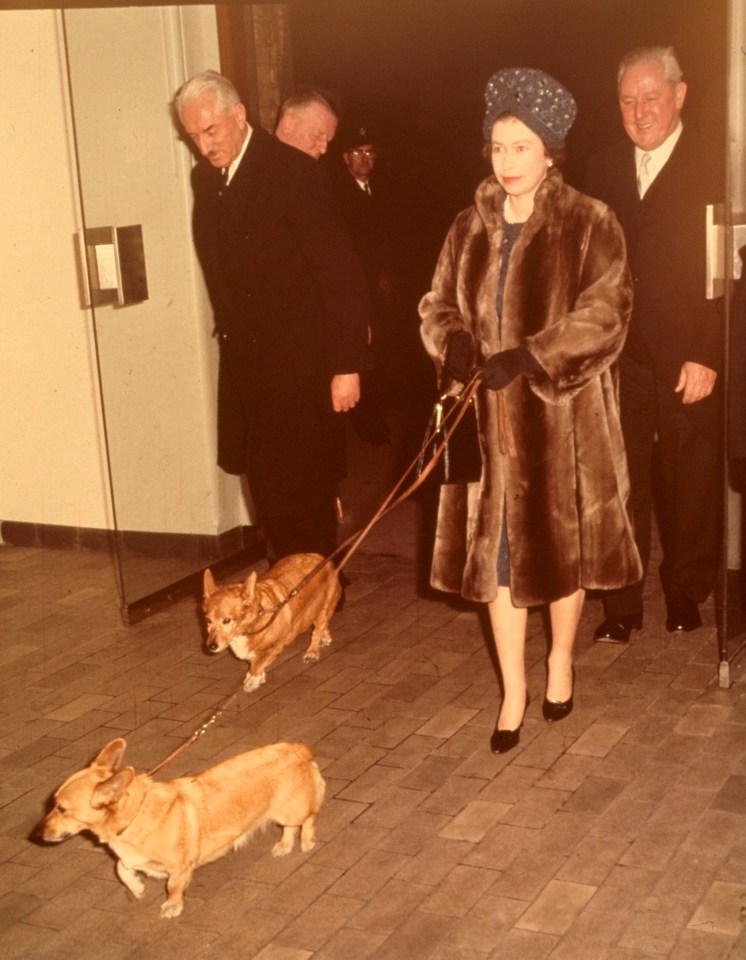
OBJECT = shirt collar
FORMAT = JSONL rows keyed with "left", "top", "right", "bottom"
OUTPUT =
{"left": 224, "top": 124, "right": 252, "bottom": 184}
{"left": 635, "top": 121, "right": 683, "bottom": 177}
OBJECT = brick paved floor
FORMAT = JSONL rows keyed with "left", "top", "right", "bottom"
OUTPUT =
{"left": 1, "top": 419, "right": 745, "bottom": 959}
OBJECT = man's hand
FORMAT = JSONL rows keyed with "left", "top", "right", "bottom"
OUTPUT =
{"left": 674, "top": 361, "right": 717, "bottom": 404}
{"left": 332, "top": 373, "right": 360, "bottom": 412}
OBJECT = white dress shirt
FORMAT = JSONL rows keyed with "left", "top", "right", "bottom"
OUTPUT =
{"left": 223, "top": 124, "right": 252, "bottom": 185}
{"left": 635, "top": 122, "right": 683, "bottom": 198}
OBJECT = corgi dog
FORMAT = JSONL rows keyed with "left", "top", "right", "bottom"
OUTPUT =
{"left": 203, "top": 553, "right": 341, "bottom": 692}
{"left": 35, "top": 738, "right": 325, "bottom": 919}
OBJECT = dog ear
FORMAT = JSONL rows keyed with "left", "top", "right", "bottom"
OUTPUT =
{"left": 203, "top": 568, "right": 217, "bottom": 596}
{"left": 91, "top": 738, "right": 127, "bottom": 773}
{"left": 92, "top": 767, "right": 135, "bottom": 807}
{"left": 242, "top": 571, "right": 258, "bottom": 600}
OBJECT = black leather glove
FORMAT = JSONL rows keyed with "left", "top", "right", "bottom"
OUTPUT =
{"left": 478, "top": 345, "right": 541, "bottom": 390}
{"left": 444, "top": 330, "right": 476, "bottom": 384}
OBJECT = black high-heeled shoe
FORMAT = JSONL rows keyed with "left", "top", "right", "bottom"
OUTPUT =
{"left": 542, "top": 667, "right": 575, "bottom": 723}
{"left": 490, "top": 693, "right": 529, "bottom": 754}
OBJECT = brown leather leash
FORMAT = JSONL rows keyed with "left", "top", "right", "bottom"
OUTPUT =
{"left": 148, "top": 690, "right": 244, "bottom": 777}
{"left": 147, "top": 375, "right": 485, "bottom": 778}
{"left": 330, "top": 374, "right": 484, "bottom": 574}
{"left": 231, "top": 373, "right": 484, "bottom": 637}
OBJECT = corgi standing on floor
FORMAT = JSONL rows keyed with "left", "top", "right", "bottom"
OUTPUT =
{"left": 35, "top": 738, "right": 326, "bottom": 918}
{"left": 203, "top": 552, "right": 341, "bottom": 692}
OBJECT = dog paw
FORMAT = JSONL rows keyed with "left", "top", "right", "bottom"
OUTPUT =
{"left": 271, "top": 840, "right": 293, "bottom": 857}
{"left": 122, "top": 877, "right": 146, "bottom": 900}
{"left": 321, "top": 635, "right": 332, "bottom": 647}
{"left": 117, "top": 864, "right": 145, "bottom": 899}
{"left": 302, "top": 651, "right": 320, "bottom": 663}
{"left": 243, "top": 672, "right": 266, "bottom": 692}
{"left": 160, "top": 900, "right": 183, "bottom": 919}
{"left": 300, "top": 837, "right": 316, "bottom": 853}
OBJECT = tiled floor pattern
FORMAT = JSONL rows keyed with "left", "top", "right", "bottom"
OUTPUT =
{"left": 1, "top": 428, "right": 745, "bottom": 959}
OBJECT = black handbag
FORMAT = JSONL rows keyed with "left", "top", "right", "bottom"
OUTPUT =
{"left": 417, "top": 392, "right": 482, "bottom": 484}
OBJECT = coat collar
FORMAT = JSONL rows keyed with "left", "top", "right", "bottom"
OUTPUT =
{"left": 474, "top": 167, "right": 565, "bottom": 234}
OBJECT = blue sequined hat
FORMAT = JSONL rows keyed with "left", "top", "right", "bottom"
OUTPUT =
{"left": 483, "top": 68, "right": 577, "bottom": 148}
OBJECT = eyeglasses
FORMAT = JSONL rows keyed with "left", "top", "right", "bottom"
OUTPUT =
{"left": 349, "top": 149, "right": 376, "bottom": 158}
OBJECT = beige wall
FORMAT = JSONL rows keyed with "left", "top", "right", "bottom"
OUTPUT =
{"left": 1, "top": 10, "right": 112, "bottom": 529}
{"left": 0, "top": 7, "right": 250, "bottom": 538}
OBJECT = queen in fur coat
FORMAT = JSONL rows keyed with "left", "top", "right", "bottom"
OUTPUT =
{"left": 419, "top": 68, "right": 641, "bottom": 755}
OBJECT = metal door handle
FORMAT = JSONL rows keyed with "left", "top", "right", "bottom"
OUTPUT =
{"left": 706, "top": 204, "right": 746, "bottom": 299}
{"left": 78, "top": 224, "right": 148, "bottom": 307}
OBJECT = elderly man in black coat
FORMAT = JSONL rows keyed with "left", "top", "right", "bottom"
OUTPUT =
{"left": 176, "top": 71, "right": 371, "bottom": 560}
{"left": 586, "top": 46, "right": 723, "bottom": 640}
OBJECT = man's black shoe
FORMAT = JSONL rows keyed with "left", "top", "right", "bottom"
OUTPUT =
{"left": 665, "top": 597, "right": 701, "bottom": 632}
{"left": 593, "top": 614, "right": 643, "bottom": 643}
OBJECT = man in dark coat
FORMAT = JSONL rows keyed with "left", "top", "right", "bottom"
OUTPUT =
{"left": 334, "top": 121, "right": 433, "bottom": 427}
{"left": 332, "top": 122, "right": 400, "bottom": 442}
{"left": 586, "top": 46, "right": 723, "bottom": 640}
{"left": 275, "top": 88, "right": 339, "bottom": 160}
{"left": 334, "top": 123, "right": 392, "bottom": 290}
{"left": 176, "top": 71, "right": 370, "bottom": 560}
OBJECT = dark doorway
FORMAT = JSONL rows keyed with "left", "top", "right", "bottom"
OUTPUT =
{"left": 288, "top": 0, "right": 726, "bottom": 248}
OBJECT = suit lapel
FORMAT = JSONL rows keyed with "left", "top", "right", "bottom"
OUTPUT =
{"left": 639, "top": 128, "right": 688, "bottom": 207}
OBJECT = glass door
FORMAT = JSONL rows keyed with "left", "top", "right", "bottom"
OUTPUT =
{"left": 62, "top": 5, "right": 261, "bottom": 622}
{"left": 720, "top": 0, "right": 746, "bottom": 678}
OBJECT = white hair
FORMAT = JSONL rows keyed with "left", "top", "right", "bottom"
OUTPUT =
{"left": 174, "top": 70, "right": 240, "bottom": 120}
{"left": 617, "top": 46, "right": 683, "bottom": 91}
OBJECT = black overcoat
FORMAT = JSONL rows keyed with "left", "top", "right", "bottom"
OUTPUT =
{"left": 332, "top": 170, "right": 396, "bottom": 289}
{"left": 585, "top": 128, "right": 723, "bottom": 432}
{"left": 190, "top": 128, "right": 371, "bottom": 519}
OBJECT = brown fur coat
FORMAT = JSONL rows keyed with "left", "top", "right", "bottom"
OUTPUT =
{"left": 420, "top": 170, "right": 642, "bottom": 606}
